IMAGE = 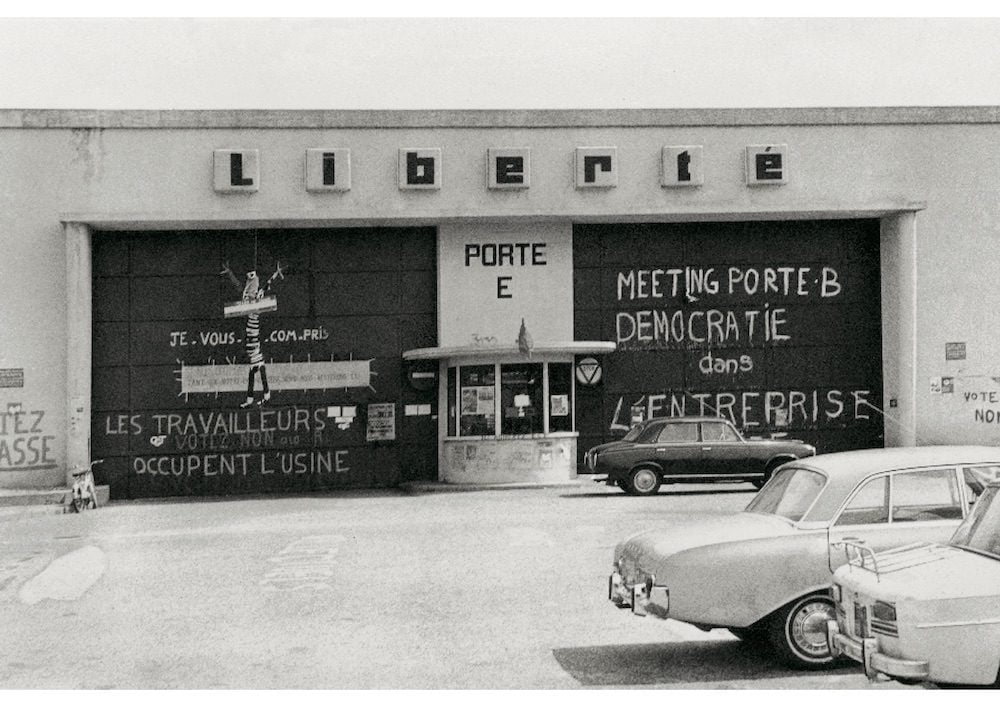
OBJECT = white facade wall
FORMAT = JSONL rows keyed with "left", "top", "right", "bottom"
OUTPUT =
{"left": 0, "top": 108, "right": 998, "bottom": 488}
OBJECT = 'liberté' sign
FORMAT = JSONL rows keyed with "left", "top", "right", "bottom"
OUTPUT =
{"left": 213, "top": 144, "right": 788, "bottom": 193}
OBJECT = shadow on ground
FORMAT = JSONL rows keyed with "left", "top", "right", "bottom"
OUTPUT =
{"left": 552, "top": 640, "right": 855, "bottom": 686}
{"left": 561, "top": 488, "right": 756, "bottom": 499}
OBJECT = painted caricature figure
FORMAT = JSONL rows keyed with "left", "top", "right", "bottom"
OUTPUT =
{"left": 221, "top": 261, "right": 286, "bottom": 408}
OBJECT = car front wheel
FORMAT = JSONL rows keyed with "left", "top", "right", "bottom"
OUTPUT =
{"left": 626, "top": 467, "right": 661, "bottom": 496}
{"left": 767, "top": 593, "right": 837, "bottom": 669}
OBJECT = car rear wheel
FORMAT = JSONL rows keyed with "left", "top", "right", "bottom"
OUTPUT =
{"left": 766, "top": 592, "right": 837, "bottom": 670}
{"left": 626, "top": 467, "right": 661, "bottom": 496}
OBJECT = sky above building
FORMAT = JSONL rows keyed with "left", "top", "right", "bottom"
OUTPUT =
{"left": 0, "top": 16, "right": 998, "bottom": 110}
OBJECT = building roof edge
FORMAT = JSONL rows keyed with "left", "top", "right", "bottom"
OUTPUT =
{"left": 3, "top": 106, "right": 1000, "bottom": 129}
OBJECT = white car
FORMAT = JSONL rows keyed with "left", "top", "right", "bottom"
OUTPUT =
{"left": 607, "top": 446, "right": 999, "bottom": 669}
{"left": 827, "top": 477, "right": 1000, "bottom": 687}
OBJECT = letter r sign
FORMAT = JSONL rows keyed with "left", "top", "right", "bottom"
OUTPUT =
{"left": 745, "top": 144, "right": 788, "bottom": 185}
{"left": 575, "top": 147, "right": 618, "bottom": 188}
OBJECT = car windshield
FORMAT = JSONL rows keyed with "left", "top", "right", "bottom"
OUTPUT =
{"left": 621, "top": 423, "right": 646, "bottom": 442}
{"left": 950, "top": 485, "right": 1000, "bottom": 558}
{"left": 744, "top": 466, "right": 826, "bottom": 522}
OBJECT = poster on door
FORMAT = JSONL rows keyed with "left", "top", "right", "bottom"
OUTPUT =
{"left": 366, "top": 403, "right": 396, "bottom": 442}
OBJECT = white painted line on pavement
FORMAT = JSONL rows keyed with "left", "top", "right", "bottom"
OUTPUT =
{"left": 18, "top": 546, "right": 107, "bottom": 605}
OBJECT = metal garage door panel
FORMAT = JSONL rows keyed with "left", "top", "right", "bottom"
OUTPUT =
{"left": 573, "top": 220, "right": 883, "bottom": 456}
{"left": 91, "top": 227, "right": 438, "bottom": 499}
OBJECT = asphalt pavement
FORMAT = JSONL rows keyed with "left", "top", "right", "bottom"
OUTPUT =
{"left": 0, "top": 480, "right": 913, "bottom": 689}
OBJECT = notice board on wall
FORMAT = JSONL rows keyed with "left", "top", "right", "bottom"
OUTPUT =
{"left": 366, "top": 403, "right": 397, "bottom": 442}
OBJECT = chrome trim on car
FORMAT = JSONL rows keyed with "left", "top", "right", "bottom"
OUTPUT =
{"left": 608, "top": 571, "right": 669, "bottom": 619}
{"left": 828, "top": 621, "right": 929, "bottom": 682}
{"left": 915, "top": 617, "right": 1000, "bottom": 629}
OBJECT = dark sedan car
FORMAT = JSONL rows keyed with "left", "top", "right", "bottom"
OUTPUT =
{"left": 582, "top": 416, "right": 816, "bottom": 495}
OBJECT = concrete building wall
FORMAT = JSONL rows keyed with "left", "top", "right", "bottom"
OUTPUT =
{"left": 0, "top": 108, "right": 998, "bottom": 489}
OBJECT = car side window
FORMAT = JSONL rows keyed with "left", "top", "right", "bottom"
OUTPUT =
{"left": 701, "top": 421, "right": 739, "bottom": 442}
{"left": 834, "top": 476, "right": 888, "bottom": 526}
{"left": 656, "top": 422, "right": 698, "bottom": 444}
{"left": 964, "top": 465, "right": 1000, "bottom": 503}
{"left": 634, "top": 422, "right": 666, "bottom": 444}
{"left": 891, "top": 467, "right": 963, "bottom": 522}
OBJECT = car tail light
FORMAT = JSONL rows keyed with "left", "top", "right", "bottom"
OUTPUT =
{"left": 831, "top": 583, "right": 842, "bottom": 602}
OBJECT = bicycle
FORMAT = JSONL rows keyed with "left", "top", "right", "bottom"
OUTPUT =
{"left": 67, "top": 459, "right": 103, "bottom": 513}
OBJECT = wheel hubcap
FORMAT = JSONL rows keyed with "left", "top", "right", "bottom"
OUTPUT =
{"left": 633, "top": 470, "right": 657, "bottom": 493}
{"left": 789, "top": 600, "right": 834, "bottom": 659}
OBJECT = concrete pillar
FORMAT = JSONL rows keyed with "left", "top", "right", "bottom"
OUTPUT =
{"left": 881, "top": 211, "right": 919, "bottom": 447}
{"left": 65, "top": 222, "right": 92, "bottom": 485}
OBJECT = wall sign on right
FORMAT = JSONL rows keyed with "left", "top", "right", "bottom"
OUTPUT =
{"left": 745, "top": 144, "right": 788, "bottom": 186}
{"left": 945, "top": 342, "right": 967, "bottom": 360}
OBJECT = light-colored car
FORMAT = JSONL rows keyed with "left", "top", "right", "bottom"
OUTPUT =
{"left": 827, "top": 478, "right": 1000, "bottom": 687}
{"left": 608, "top": 446, "right": 1000, "bottom": 669}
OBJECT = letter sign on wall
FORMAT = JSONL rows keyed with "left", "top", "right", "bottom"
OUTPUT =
{"left": 575, "top": 147, "right": 618, "bottom": 189}
{"left": 745, "top": 144, "right": 788, "bottom": 186}
{"left": 399, "top": 148, "right": 442, "bottom": 190}
{"left": 213, "top": 149, "right": 259, "bottom": 193}
{"left": 662, "top": 145, "right": 704, "bottom": 187}
{"left": 488, "top": 148, "right": 530, "bottom": 190}
{"left": 306, "top": 148, "right": 351, "bottom": 192}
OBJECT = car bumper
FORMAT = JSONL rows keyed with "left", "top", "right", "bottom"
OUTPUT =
{"left": 608, "top": 571, "right": 670, "bottom": 619}
{"left": 826, "top": 621, "right": 929, "bottom": 682}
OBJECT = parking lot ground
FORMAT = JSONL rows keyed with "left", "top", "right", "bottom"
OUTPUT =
{"left": 0, "top": 481, "right": 912, "bottom": 689}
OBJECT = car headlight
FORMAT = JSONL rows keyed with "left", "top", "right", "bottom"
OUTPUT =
{"left": 872, "top": 600, "right": 896, "bottom": 623}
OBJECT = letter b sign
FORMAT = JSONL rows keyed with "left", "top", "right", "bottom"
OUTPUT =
{"left": 399, "top": 148, "right": 442, "bottom": 190}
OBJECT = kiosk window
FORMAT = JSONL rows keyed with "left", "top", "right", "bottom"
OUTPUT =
{"left": 548, "top": 363, "right": 573, "bottom": 433}
{"left": 459, "top": 365, "right": 495, "bottom": 436}
{"left": 448, "top": 361, "right": 576, "bottom": 437}
{"left": 501, "top": 363, "right": 543, "bottom": 435}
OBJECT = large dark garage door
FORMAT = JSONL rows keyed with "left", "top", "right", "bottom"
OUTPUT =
{"left": 92, "top": 228, "right": 438, "bottom": 499}
{"left": 574, "top": 220, "right": 883, "bottom": 458}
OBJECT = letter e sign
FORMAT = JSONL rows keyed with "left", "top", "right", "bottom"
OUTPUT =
{"left": 488, "top": 148, "right": 530, "bottom": 189}
{"left": 661, "top": 146, "right": 704, "bottom": 187}
{"left": 214, "top": 149, "right": 259, "bottom": 193}
{"left": 399, "top": 148, "right": 442, "bottom": 190}
{"left": 745, "top": 144, "right": 788, "bottom": 186}
{"left": 575, "top": 147, "right": 618, "bottom": 188}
